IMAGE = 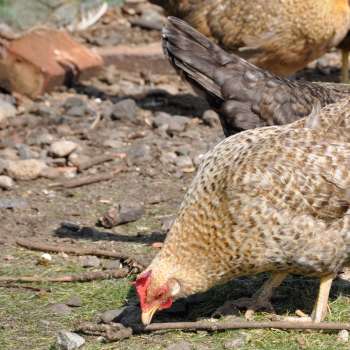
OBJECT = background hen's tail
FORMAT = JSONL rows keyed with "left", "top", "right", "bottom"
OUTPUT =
{"left": 162, "top": 17, "right": 348, "bottom": 135}
{"left": 162, "top": 16, "right": 230, "bottom": 107}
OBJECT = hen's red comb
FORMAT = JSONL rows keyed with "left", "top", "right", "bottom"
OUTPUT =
{"left": 134, "top": 270, "right": 152, "bottom": 310}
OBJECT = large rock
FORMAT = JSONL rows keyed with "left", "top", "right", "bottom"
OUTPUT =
{"left": 6, "top": 159, "right": 46, "bottom": 180}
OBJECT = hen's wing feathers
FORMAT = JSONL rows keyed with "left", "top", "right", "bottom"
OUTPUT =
{"left": 245, "top": 139, "right": 350, "bottom": 220}
{"left": 163, "top": 17, "right": 347, "bottom": 135}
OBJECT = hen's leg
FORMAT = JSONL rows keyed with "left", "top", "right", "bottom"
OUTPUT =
{"left": 311, "top": 273, "right": 334, "bottom": 322}
{"left": 283, "top": 273, "right": 335, "bottom": 322}
{"left": 214, "top": 272, "right": 288, "bottom": 319}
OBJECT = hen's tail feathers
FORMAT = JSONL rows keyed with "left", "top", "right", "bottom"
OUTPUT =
{"left": 161, "top": 17, "right": 279, "bottom": 109}
{"left": 162, "top": 16, "right": 232, "bottom": 103}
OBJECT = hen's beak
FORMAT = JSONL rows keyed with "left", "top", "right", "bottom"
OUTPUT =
{"left": 141, "top": 306, "right": 158, "bottom": 325}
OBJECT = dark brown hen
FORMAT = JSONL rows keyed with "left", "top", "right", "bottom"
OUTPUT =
{"left": 162, "top": 17, "right": 349, "bottom": 136}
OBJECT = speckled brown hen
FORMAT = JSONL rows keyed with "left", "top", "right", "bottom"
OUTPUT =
{"left": 162, "top": 17, "right": 350, "bottom": 136}
{"left": 136, "top": 72, "right": 350, "bottom": 325}
{"left": 151, "top": 0, "right": 350, "bottom": 80}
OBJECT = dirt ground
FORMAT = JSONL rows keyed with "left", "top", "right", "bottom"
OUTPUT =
{"left": 1, "top": 3, "right": 350, "bottom": 350}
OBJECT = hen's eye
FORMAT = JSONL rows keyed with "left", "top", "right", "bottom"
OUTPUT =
{"left": 155, "top": 292, "right": 163, "bottom": 299}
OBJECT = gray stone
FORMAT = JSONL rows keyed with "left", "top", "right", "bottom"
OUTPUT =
{"left": 175, "top": 155, "right": 193, "bottom": 169}
{"left": 6, "top": 159, "right": 46, "bottom": 180}
{"left": 166, "top": 341, "right": 193, "bottom": 350}
{"left": 0, "top": 100, "right": 16, "bottom": 124}
{"left": 49, "top": 303, "right": 72, "bottom": 316}
{"left": 65, "top": 295, "right": 82, "bottom": 307}
{"left": 57, "top": 330, "right": 85, "bottom": 350}
{"left": 111, "top": 99, "right": 138, "bottom": 121}
{"left": 128, "top": 143, "right": 152, "bottom": 163}
{"left": 153, "top": 112, "right": 190, "bottom": 134}
{"left": 78, "top": 255, "right": 101, "bottom": 268}
{"left": 0, "top": 176, "right": 14, "bottom": 190}
{"left": 66, "top": 105, "right": 87, "bottom": 118}
{"left": 50, "top": 140, "right": 78, "bottom": 158}
{"left": 202, "top": 110, "right": 220, "bottom": 127}
{"left": 153, "top": 112, "right": 172, "bottom": 131}
{"left": 16, "top": 144, "right": 37, "bottom": 160}
{"left": 100, "top": 308, "right": 126, "bottom": 323}
{"left": 64, "top": 96, "right": 86, "bottom": 109}
{"left": 103, "top": 260, "right": 122, "bottom": 270}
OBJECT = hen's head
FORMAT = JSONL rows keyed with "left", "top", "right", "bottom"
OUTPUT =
{"left": 135, "top": 270, "right": 181, "bottom": 325}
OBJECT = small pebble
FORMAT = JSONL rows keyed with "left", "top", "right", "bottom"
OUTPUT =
{"left": 338, "top": 329, "right": 349, "bottom": 342}
{"left": 100, "top": 308, "right": 126, "bottom": 323}
{"left": 102, "top": 260, "right": 122, "bottom": 270}
{"left": 78, "top": 255, "right": 101, "bottom": 268}
{"left": 37, "top": 253, "right": 52, "bottom": 266}
{"left": 49, "top": 303, "right": 72, "bottom": 316}
{"left": 56, "top": 330, "right": 85, "bottom": 350}
{"left": 202, "top": 110, "right": 220, "bottom": 127}
{"left": 65, "top": 295, "right": 82, "bottom": 307}
{"left": 0, "top": 175, "right": 14, "bottom": 190}
{"left": 111, "top": 99, "right": 138, "bottom": 121}
{"left": 50, "top": 140, "right": 78, "bottom": 158}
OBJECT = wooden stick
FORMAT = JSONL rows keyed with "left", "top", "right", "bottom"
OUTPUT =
{"left": 77, "top": 320, "right": 350, "bottom": 341}
{"left": 0, "top": 268, "right": 129, "bottom": 283}
{"left": 16, "top": 239, "right": 146, "bottom": 269}
{"left": 142, "top": 320, "right": 350, "bottom": 332}
{"left": 77, "top": 154, "right": 126, "bottom": 172}
{"left": 50, "top": 165, "right": 127, "bottom": 188}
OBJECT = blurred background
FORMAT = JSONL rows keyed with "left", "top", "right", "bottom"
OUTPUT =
{"left": 0, "top": 0, "right": 122, "bottom": 32}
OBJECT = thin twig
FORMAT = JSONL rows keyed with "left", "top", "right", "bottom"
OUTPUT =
{"left": 0, "top": 282, "right": 51, "bottom": 292}
{"left": 16, "top": 239, "right": 146, "bottom": 269}
{"left": 77, "top": 320, "right": 350, "bottom": 341}
{"left": 89, "top": 112, "right": 102, "bottom": 130}
{"left": 0, "top": 268, "right": 129, "bottom": 283}
{"left": 49, "top": 165, "right": 127, "bottom": 188}
{"left": 77, "top": 153, "right": 126, "bottom": 172}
